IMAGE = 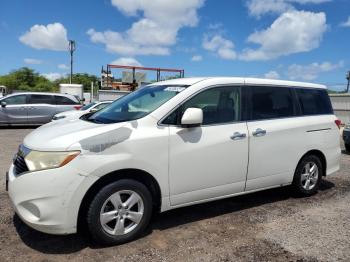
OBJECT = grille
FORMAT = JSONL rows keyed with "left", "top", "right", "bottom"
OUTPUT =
{"left": 13, "top": 146, "right": 29, "bottom": 175}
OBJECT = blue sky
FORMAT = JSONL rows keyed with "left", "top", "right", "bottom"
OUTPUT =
{"left": 0, "top": 0, "right": 349, "bottom": 90}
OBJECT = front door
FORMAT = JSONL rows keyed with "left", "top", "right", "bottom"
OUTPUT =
{"left": 165, "top": 86, "right": 249, "bottom": 206}
{"left": 0, "top": 94, "right": 28, "bottom": 124}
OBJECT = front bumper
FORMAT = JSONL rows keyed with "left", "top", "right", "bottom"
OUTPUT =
{"left": 7, "top": 162, "right": 98, "bottom": 235}
{"left": 343, "top": 129, "right": 350, "bottom": 144}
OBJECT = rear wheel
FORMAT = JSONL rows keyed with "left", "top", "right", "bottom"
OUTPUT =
{"left": 345, "top": 143, "right": 350, "bottom": 152}
{"left": 86, "top": 179, "right": 153, "bottom": 245}
{"left": 292, "top": 155, "right": 323, "bottom": 196}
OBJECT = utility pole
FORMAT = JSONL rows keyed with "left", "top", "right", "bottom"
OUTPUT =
{"left": 68, "top": 40, "right": 76, "bottom": 84}
{"left": 346, "top": 71, "right": 350, "bottom": 93}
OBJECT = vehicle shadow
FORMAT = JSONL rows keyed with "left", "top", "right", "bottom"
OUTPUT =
{"left": 13, "top": 179, "right": 335, "bottom": 254}
{"left": 341, "top": 149, "right": 350, "bottom": 155}
{"left": 0, "top": 125, "right": 38, "bottom": 129}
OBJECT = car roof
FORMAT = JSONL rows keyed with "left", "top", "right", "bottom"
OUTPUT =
{"left": 3, "top": 92, "right": 77, "bottom": 98}
{"left": 151, "top": 77, "right": 326, "bottom": 89}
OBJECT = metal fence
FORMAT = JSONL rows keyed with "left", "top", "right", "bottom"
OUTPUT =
{"left": 329, "top": 94, "right": 350, "bottom": 124}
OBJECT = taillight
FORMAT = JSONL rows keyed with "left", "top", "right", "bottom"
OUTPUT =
{"left": 74, "top": 105, "right": 82, "bottom": 110}
{"left": 335, "top": 119, "right": 342, "bottom": 129}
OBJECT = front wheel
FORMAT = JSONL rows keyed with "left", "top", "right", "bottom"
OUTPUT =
{"left": 292, "top": 155, "right": 323, "bottom": 196}
{"left": 86, "top": 179, "right": 153, "bottom": 245}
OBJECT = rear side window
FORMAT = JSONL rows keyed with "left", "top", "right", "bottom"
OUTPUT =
{"left": 163, "top": 86, "right": 241, "bottom": 125}
{"left": 250, "top": 86, "right": 295, "bottom": 120}
{"left": 295, "top": 88, "right": 333, "bottom": 115}
{"left": 28, "top": 94, "right": 54, "bottom": 104}
{"left": 55, "top": 96, "right": 78, "bottom": 105}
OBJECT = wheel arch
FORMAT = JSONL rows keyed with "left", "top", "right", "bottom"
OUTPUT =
{"left": 77, "top": 168, "right": 162, "bottom": 232}
{"left": 296, "top": 149, "right": 327, "bottom": 177}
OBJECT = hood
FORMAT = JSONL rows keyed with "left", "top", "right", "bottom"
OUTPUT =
{"left": 23, "top": 119, "right": 128, "bottom": 151}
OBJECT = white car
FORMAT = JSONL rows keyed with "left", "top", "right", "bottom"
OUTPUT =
{"left": 7, "top": 77, "right": 341, "bottom": 245}
{"left": 52, "top": 101, "right": 112, "bottom": 121}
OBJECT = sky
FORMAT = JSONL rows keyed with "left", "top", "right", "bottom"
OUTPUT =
{"left": 0, "top": 0, "right": 350, "bottom": 90}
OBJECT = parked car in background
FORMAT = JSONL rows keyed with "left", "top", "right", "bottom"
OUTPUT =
{"left": 343, "top": 123, "right": 350, "bottom": 152}
{"left": 52, "top": 101, "right": 113, "bottom": 121}
{"left": 0, "top": 92, "right": 81, "bottom": 125}
{"left": 7, "top": 77, "right": 340, "bottom": 245}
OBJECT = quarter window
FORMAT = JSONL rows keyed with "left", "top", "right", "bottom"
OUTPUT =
{"left": 163, "top": 86, "right": 241, "bottom": 125}
{"left": 295, "top": 88, "right": 333, "bottom": 115}
{"left": 55, "top": 96, "right": 77, "bottom": 105}
{"left": 250, "top": 86, "right": 294, "bottom": 120}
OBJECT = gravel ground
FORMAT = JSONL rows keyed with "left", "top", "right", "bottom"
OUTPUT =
{"left": 0, "top": 127, "right": 349, "bottom": 262}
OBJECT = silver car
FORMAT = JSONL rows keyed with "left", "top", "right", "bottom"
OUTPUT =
{"left": 0, "top": 92, "right": 81, "bottom": 125}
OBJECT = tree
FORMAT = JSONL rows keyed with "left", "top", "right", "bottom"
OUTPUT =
{"left": 54, "top": 73, "right": 100, "bottom": 91}
{"left": 0, "top": 67, "right": 56, "bottom": 93}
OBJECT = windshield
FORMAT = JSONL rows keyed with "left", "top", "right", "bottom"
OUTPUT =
{"left": 81, "top": 102, "right": 96, "bottom": 110}
{"left": 86, "top": 85, "right": 188, "bottom": 124}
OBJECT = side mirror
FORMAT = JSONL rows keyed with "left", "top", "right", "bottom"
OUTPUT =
{"left": 1, "top": 101, "right": 6, "bottom": 108}
{"left": 90, "top": 108, "right": 98, "bottom": 113}
{"left": 181, "top": 108, "right": 203, "bottom": 127}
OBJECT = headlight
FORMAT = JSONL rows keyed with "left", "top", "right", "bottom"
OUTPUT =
{"left": 52, "top": 115, "right": 66, "bottom": 121}
{"left": 24, "top": 150, "right": 80, "bottom": 172}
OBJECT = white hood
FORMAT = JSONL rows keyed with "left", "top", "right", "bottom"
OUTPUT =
{"left": 23, "top": 119, "right": 128, "bottom": 151}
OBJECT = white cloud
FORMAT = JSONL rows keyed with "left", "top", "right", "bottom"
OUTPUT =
{"left": 240, "top": 11, "right": 327, "bottom": 61}
{"left": 340, "top": 16, "right": 350, "bottom": 27}
{"left": 264, "top": 70, "right": 280, "bottom": 79}
{"left": 19, "top": 23, "right": 69, "bottom": 51}
{"left": 287, "top": 61, "right": 343, "bottom": 81}
{"left": 191, "top": 55, "right": 203, "bottom": 61}
{"left": 203, "top": 35, "right": 236, "bottom": 60}
{"left": 247, "top": 0, "right": 331, "bottom": 18}
{"left": 88, "top": 0, "right": 204, "bottom": 56}
{"left": 24, "top": 58, "right": 42, "bottom": 65}
{"left": 111, "top": 57, "right": 143, "bottom": 67}
{"left": 42, "top": 72, "right": 63, "bottom": 81}
{"left": 58, "top": 64, "right": 69, "bottom": 70}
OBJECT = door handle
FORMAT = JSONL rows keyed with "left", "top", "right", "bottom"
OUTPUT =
{"left": 252, "top": 128, "right": 266, "bottom": 137}
{"left": 230, "top": 132, "right": 246, "bottom": 140}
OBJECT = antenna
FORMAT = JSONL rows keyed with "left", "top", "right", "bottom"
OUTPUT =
{"left": 68, "top": 40, "right": 76, "bottom": 84}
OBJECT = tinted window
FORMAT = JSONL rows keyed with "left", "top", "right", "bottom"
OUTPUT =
{"left": 81, "top": 102, "right": 96, "bottom": 110}
{"left": 4, "top": 95, "right": 27, "bottom": 105}
{"left": 55, "top": 96, "right": 78, "bottom": 105}
{"left": 28, "top": 94, "right": 53, "bottom": 104}
{"left": 163, "top": 86, "right": 241, "bottom": 125}
{"left": 250, "top": 86, "right": 294, "bottom": 120}
{"left": 296, "top": 88, "right": 333, "bottom": 115}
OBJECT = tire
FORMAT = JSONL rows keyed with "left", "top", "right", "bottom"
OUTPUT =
{"left": 292, "top": 155, "right": 323, "bottom": 196}
{"left": 87, "top": 179, "right": 153, "bottom": 245}
{"left": 345, "top": 143, "right": 350, "bottom": 152}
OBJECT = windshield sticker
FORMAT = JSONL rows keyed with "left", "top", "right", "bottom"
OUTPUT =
{"left": 164, "top": 86, "right": 186, "bottom": 92}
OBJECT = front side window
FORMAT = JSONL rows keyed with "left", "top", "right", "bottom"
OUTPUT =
{"left": 87, "top": 85, "right": 188, "bottom": 124}
{"left": 3, "top": 95, "right": 27, "bottom": 105}
{"left": 250, "top": 86, "right": 295, "bottom": 120}
{"left": 295, "top": 88, "right": 333, "bottom": 115}
{"left": 28, "top": 94, "right": 54, "bottom": 104}
{"left": 163, "top": 86, "right": 241, "bottom": 125}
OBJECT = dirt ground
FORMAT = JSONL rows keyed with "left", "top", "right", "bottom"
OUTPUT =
{"left": 0, "top": 127, "right": 349, "bottom": 262}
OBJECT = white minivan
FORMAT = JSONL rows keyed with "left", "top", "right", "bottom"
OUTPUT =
{"left": 7, "top": 77, "right": 341, "bottom": 245}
